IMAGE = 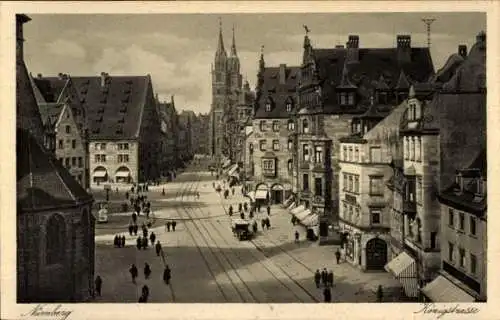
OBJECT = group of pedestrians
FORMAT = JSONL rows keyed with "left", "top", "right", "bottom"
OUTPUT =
{"left": 136, "top": 224, "right": 156, "bottom": 250}
{"left": 164, "top": 220, "right": 177, "bottom": 232}
{"left": 314, "top": 268, "right": 335, "bottom": 302}
{"left": 113, "top": 234, "right": 126, "bottom": 248}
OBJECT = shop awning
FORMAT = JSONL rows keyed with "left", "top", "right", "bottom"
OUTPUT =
{"left": 421, "top": 275, "right": 476, "bottom": 302}
{"left": 384, "top": 252, "right": 419, "bottom": 298}
{"left": 291, "top": 205, "right": 305, "bottom": 215}
{"left": 296, "top": 209, "right": 312, "bottom": 221}
{"left": 255, "top": 190, "right": 268, "bottom": 199}
{"left": 93, "top": 170, "right": 107, "bottom": 178}
{"left": 287, "top": 202, "right": 296, "bottom": 210}
{"left": 247, "top": 191, "right": 256, "bottom": 202}
{"left": 115, "top": 171, "right": 130, "bottom": 178}
{"left": 222, "top": 160, "right": 231, "bottom": 168}
{"left": 271, "top": 184, "right": 284, "bottom": 191}
{"left": 302, "top": 214, "right": 319, "bottom": 227}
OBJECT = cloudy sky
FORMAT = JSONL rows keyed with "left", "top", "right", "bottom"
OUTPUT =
{"left": 24, "top": 12, "right": 485, "bottom": 114}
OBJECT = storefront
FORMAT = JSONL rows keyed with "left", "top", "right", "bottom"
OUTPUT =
{"left": 421, "top": 274, "right": 476, "bottom": 302}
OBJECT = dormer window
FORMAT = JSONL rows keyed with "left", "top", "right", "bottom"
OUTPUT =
{"left": 286, "top": 102, "right": 292, "bottom": 112}
{"left": 378, "top": 91, "right": 388, "bottom": 104}
{"left": 456, "top": 173, "right": 464, "bottom": 192}
{"left": 339, "top": 92, "right": 355, "bottom": 106}
{"left": 265, "top": 103, "right": 271, "bottom": 112}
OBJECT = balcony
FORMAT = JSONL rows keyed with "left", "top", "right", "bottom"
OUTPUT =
{"left": 300, "top": 160, "right": 310, "bottom": 170}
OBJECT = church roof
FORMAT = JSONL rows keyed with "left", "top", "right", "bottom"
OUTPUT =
{"left": 17, "top": 128, "right": 93, "bottom": 212}
{"left": 254, "top": 65, "right": 300, "bottom": 119}
{"left": 35, "top": 75, "right": 152, "bottom": 140}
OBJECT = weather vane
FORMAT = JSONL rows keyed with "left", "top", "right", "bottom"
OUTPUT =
{"left": 260, "top": 45, "right": 264, "bottom": 54}
{"left": 303, "top": 25, "right": 310, "bottom": 35}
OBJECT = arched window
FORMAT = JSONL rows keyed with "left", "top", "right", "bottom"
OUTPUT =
{"left": 287, "top": 119, "right": 295, "bottom": 131}
{"left": 45, "top": 214, "right": 66, "bottom": 265}
{"left": 286, "top": 97, "right": 293, "bottom": 112}
{"left": 287, "top": 159, "right": 293, "bottom": 171}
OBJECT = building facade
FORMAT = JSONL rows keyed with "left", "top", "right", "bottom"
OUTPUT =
{"left": 293, "top": 33, "right": 434, "bottom": 244}
{"left": 385, "top": 32, "right": 486, "bottom": 300}
{"left": 234, "top": 81, "right": 255, "bottom": 166}
{"left": 157, "top": 95, "right": 181, "bottom": 178}
{"left": 16, "top": 14, "right": 95, "bottom": 302}
{"left": 248, "top": 58, "right": 299, "bottom": 204}
{"left": 31, "top": 74, "right": 90, "bottom": 190}
{"left": 209, "top": 22, "right": 243, "bottom": 164}
{"left": 338, "top": 99, "right": 405, "bottom": 270}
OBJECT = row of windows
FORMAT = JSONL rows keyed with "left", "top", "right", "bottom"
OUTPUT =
{"left": 301, "top": 174, "right": 323, "bottom": 196}
{"left": 60, "top": 157, "right": 84, "bottom": 169}
{"left": 58, "top": 139, "right": 78, "bottom": 150}
{"left": 259, "top": 120, "right": 295, "bottom": 132}
{"left": 342, "top": 203, "right": 382, "bottom": 225}
{"left": 94, "top": 142, "right": 130, "bottom": 151}
{"left": 260, "top": 158, "right": 294, "bottom": 173}
{"left": 259, "top": 140, "right": 280, "bottom": 152}
{"left": 404, "top": 136, "right": 422, "bottom": 162}
{"left": 342, "top": 146, "right": 382, "bottom": 163}
{"left": 448, "top": 242, "right": 478, "bottom": 275}
{"left": 343, "top": 173, "right": 360, "bottom": 193}
{"left": 448, "top": 208, "right": 477, "bottom": 236}
{"left": 301, "top": 144, "right": 323, "bottom": 163}
{"left": 265, "top": 101, "right": 293, "bottom": 113}
{"left": 94, "top": 154, "right": 129, "bottom": 163}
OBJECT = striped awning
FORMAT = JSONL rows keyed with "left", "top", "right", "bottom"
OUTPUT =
{"left": 255, "top": 190, "right": 268, "bottom": 199}
{"left": 384, "top": 252, "right": 419, "bottom": 298}
{"left": 422, "top": 275, "right": 476, "bottom": 302}
{"left": 296, "top": 209, "right": 312, "bottom": 221}
{"left": 227, "top": 164, "right": 238, "bottom": 176}
{"left": 93, "top": 170, "right": 107, "bottom": 178}
{"left": 115, "top": 170, "right": 130, "bottom": 178}
{"left": 287, "top": 202, "right": 296, "bottom": 211}
{"left": 302, "top": 214, "right": 319, "bottom": 227}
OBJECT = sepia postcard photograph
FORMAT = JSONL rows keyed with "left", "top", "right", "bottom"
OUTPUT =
{"left": 1, "top": 1, "right": 499, "bottom": 320}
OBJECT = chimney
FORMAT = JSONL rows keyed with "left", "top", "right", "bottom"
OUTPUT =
{"left": 458, "top": 45, "right": 467, "bottom": 58}
{"left": 476, "top": 31, "right": 486, "bottom": 50}
{"left": 397, "top": 35, "right": 412, "bottom": 63}
{"left": 58, "top": 73, "right": 64, "bottom": 80}
{"left": 37, "top": 73, "right": 42, "bottom": 78}
{"left": 279, "top": 64, "right": 286, "bottom": 85}
{"left": 346, "top": 35, "right": 359, "bottom": 63}
{"left": 16, "top": 14, "right": 31, "bottom": 62}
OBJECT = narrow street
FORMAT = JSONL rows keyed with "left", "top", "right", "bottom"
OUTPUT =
{"left": 94, "top": 163, "right": 400, "bottom": 303}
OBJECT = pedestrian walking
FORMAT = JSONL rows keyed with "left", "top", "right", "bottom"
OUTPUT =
{"left": 142, "top": 285, "right": 150, "bottom": 300}
{"left": 155, "top": 240, "right": 162, "bottom": 256}
{"left": 291, "top": 215, "right": 296, "bottom": 226}
{"left": 266, "top": 218, "right": 271, "bottom": 229}
{"left": 321, "top": 268, "right": 327, "bottom": 287}
{"left": 261, "top": 219, "right": 266, "bottom": 230}
{"left": 335, "top": 249, "right": 341, "bottom": 264}
{"left": 133, "top": 224, "right": 138, "bottom": 236}
{"left": 128, "top": 223, "right": 133, "bottom": 236}
{"left": 121, "top": 235, "right": 126, "bottom": 247}
{"left": 129, "top": 264, "right": 138, "bottom": 283}
{"left": 144, "top": 263, "right": 151, "bottom": 279}
{"left": 172, "top": 221, "right": 177, "bottom": 231}
{"left": 323, "top": 287, "right": 332, "bottom": 302}
{"left": 94, "top": 275, "right": 102, "bottom": 297}
{"left": 327, "top": 270, "right": 334, "bottom": 287}
{"left": 376, "top": 285, "right": 383, "bottom": 302}
{"left": 166, "top": 221, "right": 171, "bottom": 232}
{"left": 267, "top": 205, "right": 271, "bottom": 216}
{"left": 114, "top": 235, "right": 119, "bottom": 248}
{"left": 163, "top": 265, "right": 171, "bottom": 285}
{"left": 143, "top": 228, "right": 148, "bottom": 239}
{"left": 228, "top": 205, "right": 233, "bottom": 216}
{"left": 244, "top": 202, "right": 248, "bottom": 212}
{"left": 295, "top": 230, "right": 300, "bottom": 243}
{"left": 162, "top": 188, "right": 166, "bottom": 196}
{"left": 150, "top": 232, "right": 156, "bottom": 245}
{"left": 142, "top": 236, "right": 148, "bottom": 249}
{"left": 252, "top": 221, "right": 258, "bottom": 233}
{"left": 314, "top": 269, "right": 321, "bottom": 288}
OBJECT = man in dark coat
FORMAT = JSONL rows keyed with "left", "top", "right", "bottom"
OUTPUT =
{"left": 321, "top": 268, "right": 327, "bottom": 287}
{"left": 121, "top": 235, "right": 126, "bottom": 247}
{"left": 155, "top": 241, "right": 162, "bottom": 256}
{"left": 295, "top": 230, "right": 300, "bottom": 243}
{"left": 172, "top": 221, "right": 177, "bottom": 231}
{"left": 150, "top": 232, "right": 156, "bottom": 245}
{"left": 261, "top": 219, "right": 266, "bottom": 230}
{"left": 114, "top": 235, "right": 119, "bottom": 248}
{"left": 142, "top": 236, "right": 148, "bottom": 249}
{"left": 335, "top": 249, "right": 341, "bottom": 264}
{"left": 376, "top": 285, "right": 383, "bottom": 302}
{"left": 228, "top": 205, "right": 233, "bottom": 216}
{"left": 142, "top": 285, "right": 149, "bottom": 300}
{"left": 327, "top": 270, "right": 334, "bottom": 287}
{"left": 129, "top": 264, "right": 138, "bottom": 283}
{"left": 314, "top": 269, "right": 321, "bottom": 288}
{"left": 133, "top": 224, "right": 138, "bottom": 236}
{"left": 267, "top": 205, "right": 271, "bottom": 216}
{"left": 136, "top": 236, "right": 142, "bottom": 250}
{"left": 144, "top": 263, "right": 151, "bottom": 279}
{"left": 94, "top": 275, "right": 102, "bottom": 296}
{"left": 128, "top": 223, "right": 133, "bottom": 236}
{"left": 323, "top": 287, "right": 332, "bottom": 302}
{"left": 163, "top": 265, "right": 171, "bottom": 285}
{"left": 266, "top": 218, "right": 271, "bottom": 229}
{"left": 252, "top": 221, "right": 258, "bottom": 233}
{"left": 166, "top": 221, "right": 171, "bottom": 232}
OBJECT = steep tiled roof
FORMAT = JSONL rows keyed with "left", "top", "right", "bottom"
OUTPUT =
{"left": 438, "top": 149, "right": 486, "bottom": 215}
{"left": 69, "top": 75, "right": 150, "bottom": 140}
{"left": 254, "top": 65, "right": 300, "bottom": 119}
{"left": 17, "top": 129, "right": 93, "bottom": 211}
{"left": 38, "top": 103, "right": 63, "bottom": 128}
{"left": 310, "top": 45, "right": 434, "bottom": 114}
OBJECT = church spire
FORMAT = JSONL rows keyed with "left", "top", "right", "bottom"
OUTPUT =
{"left": 259, "top": 45, "right": 265, "bottom": 72}
{"left": 215, "top": 18, "right": 227, "bottom": 62}
{"left": 230, "top": 24, "right": 237, "bottom": 57}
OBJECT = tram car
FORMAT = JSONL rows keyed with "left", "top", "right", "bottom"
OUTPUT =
{"left": 231, "top": 219, "right": 253, "bottom": 241}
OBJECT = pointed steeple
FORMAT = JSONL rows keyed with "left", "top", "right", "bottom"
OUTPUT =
{"left": 395, "top": 70, "right": 410, "bottom": 89}
{"left": 337, "top": 63, "right": 357, "bottom": 89}
{"left": 259, "top": 45, "right": 265, "bottom": 72}
{"left": 214, "top": 18, "right": 227, "bottom": 67}
{"left": 230, "top": 25, "right": 237, "bottom": 57}
{"left": 409, "top": 85, "right": 416, "bottom": 98}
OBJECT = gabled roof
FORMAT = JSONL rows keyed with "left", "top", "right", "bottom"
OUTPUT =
{"left": 17, "top": 128, "right": 93, "bottom": 212}
{"left": 309, "top": 45, "right": 434, "bottom": 114}
{"left": 38, "top": 103, "right": 64, "bottom": 128}
{"left": 254, "top": 65, "right": 300, "bottom": 119}
{"left": 395, "top": 70, "right": 411, "bottom": 89}
{"left": 36, "top": 75, "right": 151, "bottom": 140}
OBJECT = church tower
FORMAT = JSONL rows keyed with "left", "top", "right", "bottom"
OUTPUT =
{"left": 209, "top": 19, "right": 242, "bottom": 162}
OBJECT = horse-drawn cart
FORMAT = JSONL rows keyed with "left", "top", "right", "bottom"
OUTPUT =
{"left": 231, "top": 219, "right": 253, "bottom": 241}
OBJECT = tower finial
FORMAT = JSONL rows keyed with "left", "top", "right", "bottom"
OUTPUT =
{"left": 215, "top": 17, "right": 226, "bottom": 59}
{"left": 230, "top": 24, "right": 237, "bottom": 56}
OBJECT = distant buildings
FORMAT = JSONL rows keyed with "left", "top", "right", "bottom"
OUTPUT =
{"left": 16, "top": 14, "right": 95, "bottom": 302}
